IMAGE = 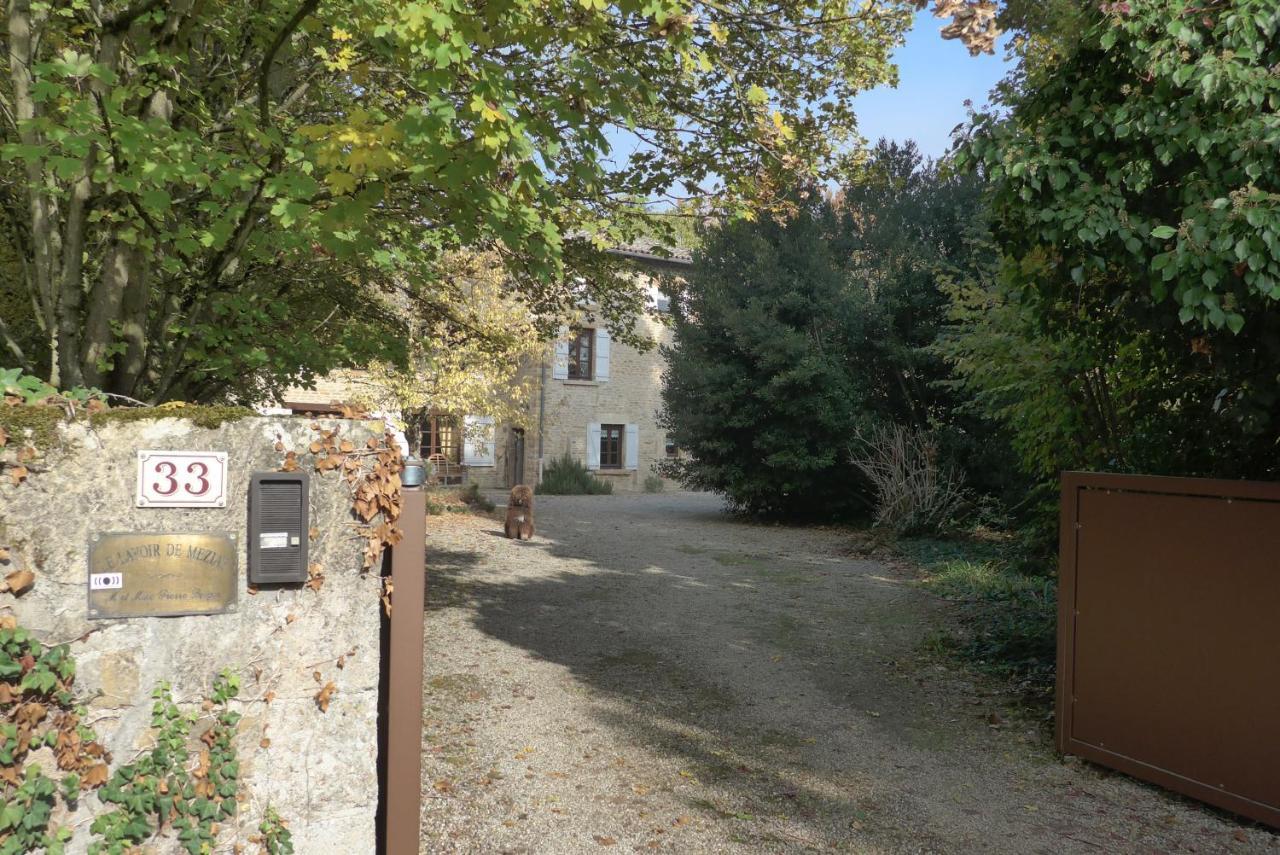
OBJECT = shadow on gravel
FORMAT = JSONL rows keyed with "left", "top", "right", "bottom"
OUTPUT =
{"left": 424, "top": 502, "right": 940, "bottom": 848}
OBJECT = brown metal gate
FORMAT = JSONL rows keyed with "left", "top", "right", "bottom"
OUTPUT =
{"left": 1058, "top": 472, "right": 1280, "bottom": 828}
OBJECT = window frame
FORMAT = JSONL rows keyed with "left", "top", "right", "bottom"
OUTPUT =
{"left": 567, "top": 328, "right": 595, "bottom": 380}
{"left": 599, "top": 423, "right": 624, "bottom": 469}
{"left": 422, "top": 414, "right": 461, "bottom": 465}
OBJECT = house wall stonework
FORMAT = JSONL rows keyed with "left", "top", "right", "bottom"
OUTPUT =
{"left": 527, "top": 311, "right": 673, "bottom": 491}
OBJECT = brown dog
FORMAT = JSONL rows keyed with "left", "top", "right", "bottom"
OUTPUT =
{"left": 504, "top": 485, "right": 535, "bottom": 540}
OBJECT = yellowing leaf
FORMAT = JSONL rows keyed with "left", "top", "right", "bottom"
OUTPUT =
{"left": 325, "top": 170, "right": 359, "bottom": 195}
{"left": 709, "top": 22, "right": 727, "bottom": 44}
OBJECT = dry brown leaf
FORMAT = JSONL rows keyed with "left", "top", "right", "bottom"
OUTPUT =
{"left": 339, "top": 439, "right": 354, "bottom": 453}
{"left": 274, "top": 441, "right": 285, "bottom": 452}
{"left": 0, "top": 426, "right": 7, "bottom": 447}
{"left": 308, "top": 527, "right": 318, "bottom": 540}
{"left": 83, "top": 763, "right": 109, "bottom": 787}
{"left": 16, "top": 445, "right": 35, "bottom": 463}
{"left": 260, "top": 737, "right": 271, "bottom": 749}
{"left": 312, "top": 670, "right": 321, "bottom": 683}
{"left": 7, "top": 465, "right": 29, "bottom": 486}
{"left": 593, "top": 836, "right": 617, "bottom": 846}
{"left": 336, "top": 655, "right": 346, "bottom": 670}
{"left": 247, "top": 584, "right": 259, "bottom": 595}
{"left": 5, "top": 569, "right": 34, "bottom": 596}
{"left": 264, "top": 690, "right": 276, "bottom": 704}
{"left": 315, "top": 681, "right": 336, "bottom": 712}
{"left": 0, "top": 548, "right": 9, "bottom": 563}
{"left": 285, "top": 614, "right": 297, "bottom": 625}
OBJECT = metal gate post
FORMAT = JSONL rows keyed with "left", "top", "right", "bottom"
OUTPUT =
{"left": 383, "top": 486, "right": 426, "bottom": 854}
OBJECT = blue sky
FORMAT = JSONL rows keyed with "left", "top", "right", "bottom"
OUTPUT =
{"left": 854, "top": 9, "right": 1012, "bottom": 160}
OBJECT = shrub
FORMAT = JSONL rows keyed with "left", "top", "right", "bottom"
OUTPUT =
{"left": 642, "top": 474, "right": 665, "bottom": 493}
{"left": 849, "top": 424, "right": 967, "bottom": 535}
{"left": 535, "top": 453, "right": 613, "bottom": 495}
{"left": 458, "top": 483, "right": 495, "bottom": 512}
{"left": 425, "top": 482, "right": 496, "bottom": 515}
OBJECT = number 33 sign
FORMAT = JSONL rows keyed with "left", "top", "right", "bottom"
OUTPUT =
{"left": 136, "top": 450, "right": 228, "bottom": 508}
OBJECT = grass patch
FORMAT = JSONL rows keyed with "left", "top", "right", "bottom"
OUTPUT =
{"left": 535, "top": 452, "right": 613, "bottom": 495}
{"left": 905, "top": 535, "right": 1056, "bottom": 700}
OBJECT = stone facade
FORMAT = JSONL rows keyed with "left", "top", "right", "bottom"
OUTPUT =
{"left": 0, "top": 415, "right": 382, "bottom": 853}
{"left": 275, "top": 251, "right": 689, "bottom": 493}
{"left": 473, "top": 305, "right": 676, "bottom": 493}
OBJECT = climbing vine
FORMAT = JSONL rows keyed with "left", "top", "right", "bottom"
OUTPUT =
{"left": 89, "top": 670, "right": 242, "bottom": 854}
{"left": 0, "top": 623, "right": 109, "bottom": 854}
{"left": 252, "top": 806, "right": 294, "bottom": 854}
{"left": 278, "top": 422, "right": 404, "bottom": 611}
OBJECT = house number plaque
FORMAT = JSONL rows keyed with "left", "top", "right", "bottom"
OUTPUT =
{"left": 87, "top": 533, "right": 238, "bottom": 619}
{"left": 136, "top": 450, "right": 229, "bottom": 508}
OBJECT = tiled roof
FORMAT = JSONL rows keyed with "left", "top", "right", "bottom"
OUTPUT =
{"left": 607, "top": 240, "right": 693, "bottom": 266}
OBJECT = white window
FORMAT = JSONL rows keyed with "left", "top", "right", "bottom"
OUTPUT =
{"left": 552, "top": 326, "right": 611, "bottom": 382}
{"left": 587, "top": 422, "right": 637, "bottom": 470}
{"left": 462, "top": 415, "right": 495, "bottom": 466}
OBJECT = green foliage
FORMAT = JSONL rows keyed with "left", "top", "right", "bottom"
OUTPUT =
{"left": 0, "top": 767, "right": 70, "bottom": 855}
{"left": 661, "top": 143, "right": 1018, "bottom": 519}
{"left": 964, "top": 0, "right": 1280, "bottom": 334}
{"left": 2, "top": 0, "right": 912, "bottom": 402}
{"left": 0, "top": 626, "right": 103, "bottom": 855}
{"left": 258, "top": 806, "right": 294, "bottom": 855}
{"left": 90, "top": 671, "right": 242, "bottom": 855}
{"left": 0, "top": 368, "right": 103, "bottom": 407}
{"left": 907, "top": 538, "right": 1056, "bottom": 698}
{"left": 536, "top": 453, "right": 613, "bottom": 496}
{"left": 642, "top": 473, "right": 666, "bottom": 493}
{"left": 660, "top": 194, "right": 871, "bottom": 517}
{"left": 947, "top": 0, "right": 1280, "bottom": 528}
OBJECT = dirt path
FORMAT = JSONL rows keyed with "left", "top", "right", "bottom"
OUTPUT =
{"left": 420, "top": 492, "right": 1277, "bottom": 854}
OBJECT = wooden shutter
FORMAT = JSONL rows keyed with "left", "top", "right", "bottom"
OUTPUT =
{"left": 586, "top": 423, "right": 601, "bottom": 469}
{"left": 625, "top": 424, "right": 639, "bottom": 470}
{"left": 595, "top": 328, "right": 611, "bottom": 381}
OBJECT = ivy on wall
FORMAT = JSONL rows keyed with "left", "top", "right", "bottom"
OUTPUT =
{"left": 0, "top": 622, "right": 109, "bottom": 853}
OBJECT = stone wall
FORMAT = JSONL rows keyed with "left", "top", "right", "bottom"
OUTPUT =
{"left": 529, "top": 311, "right": 675, "bottom": 491}
{"left": 0, "top": 413, "right": 382, "bottom": 853}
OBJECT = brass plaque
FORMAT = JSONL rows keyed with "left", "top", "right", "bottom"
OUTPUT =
{"left": 88, "top": 533, "right": 238, "bottom": 619}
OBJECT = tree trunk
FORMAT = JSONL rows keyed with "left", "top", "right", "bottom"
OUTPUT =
{"left": 81, "top": 241, "right": 148, "bottom": 390}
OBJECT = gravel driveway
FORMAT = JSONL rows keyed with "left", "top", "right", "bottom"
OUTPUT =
{"left": 420, "top": 491, "right": 1276, "bottom": 854}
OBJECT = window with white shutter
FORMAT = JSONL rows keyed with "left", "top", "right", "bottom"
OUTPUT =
{"left": 625, "top": 424, "right": 639, "bottom": 470}
{"left": 595, "top": 328, "right": 611, "bottom": 381}
{"left": 586, "top": 423, "right": 601, "bottom": 469}
{"left": 462, "top": 415, "right": 495, "bottom": 466}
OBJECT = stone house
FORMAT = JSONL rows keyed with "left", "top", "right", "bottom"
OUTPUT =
{"left": 274, "top": 245, "right": 690, "bottom": 492}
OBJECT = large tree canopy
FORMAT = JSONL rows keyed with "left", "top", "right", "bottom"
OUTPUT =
{"left": 942, "top": 0, "right": 1280, "bottom": 509}
{"left": 1, "top": 0, "right": 924, "bottom": 402}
